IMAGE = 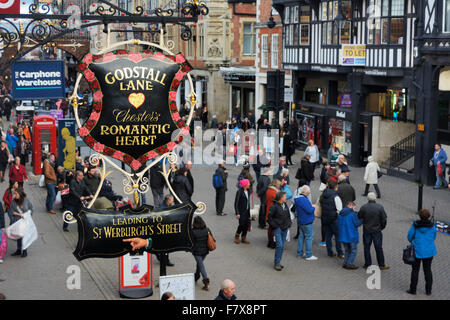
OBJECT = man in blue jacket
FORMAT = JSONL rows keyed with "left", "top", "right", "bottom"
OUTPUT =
{"left": 294, "top": 185, "right": 318, "bottom": 261}
{"left": 430, "top": 143, "right": 448, "bottom": 189}
{"left": 337, "top": 201, "right": 362, "bottom": 269}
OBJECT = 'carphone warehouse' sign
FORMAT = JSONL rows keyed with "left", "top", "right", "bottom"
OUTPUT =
{"left": 12, "top": 60, "right": 65, "bottom": 100}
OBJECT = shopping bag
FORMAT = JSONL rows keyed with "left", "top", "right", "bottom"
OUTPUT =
{"left": 21, "top": 211, "right": 37, "bottom": 250}
{"left": 6, "top": 217, "right": 29, "bottom": 240}
{"left": 314, "top": 204, "right": 322, "bottom": 218}
{"left": 39, "top": 175, "right": 45, "bottom": 188}
{"left": 0, "top": 232, "right": 7, "bottom": 259}
{"left": 55, "top": 191, "right": 62, "bottom": 207}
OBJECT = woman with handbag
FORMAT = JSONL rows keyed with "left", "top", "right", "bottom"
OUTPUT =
{"left": 3, "top": 180, "right": 18, "bottom": 225}
{"left": 191, "top": 216, "right": 212, "bottom": 291}
{"left": 10, "top": 188, "right": 33, "bottom": 258}
{"left": 234, "top": 179, "right": 251, "bottom": 244}
{"left": 0, "top": 141, "right": 10, "bottom": 183}
{"left": 406, "top": 209, "right": 437, "bottom": 296}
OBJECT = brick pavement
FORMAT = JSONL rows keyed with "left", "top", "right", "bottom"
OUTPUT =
{"left": 0, "top": 148, "right": 449, "bottom": 300}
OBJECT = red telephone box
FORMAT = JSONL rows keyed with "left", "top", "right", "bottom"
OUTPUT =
{"left": 32, "top": 115, "right": 57, "bottom": 175}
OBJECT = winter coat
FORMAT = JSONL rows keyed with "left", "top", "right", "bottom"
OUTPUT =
{"left": 283, "top": 134, "right": 294, "bottom": 156}
{"left": 294, "top": 195, "right": 315, "bottom": 225}
{"left": 265, "top": 186, "right": 278, "bottom": 221}
{"left": 337, "top": 207, "right": 362, "bottom": 243}
{"left": 84, "top": 173, "right": 101, "bottom": 195}
{"left": 327, "top": 147, "right": 340, "bottom": 165}
{"left": 43, "top": 159, "right": 57, "bottom": 185}
{"left": 215, "top": 290, "right": 237, "bottom": 300}
{"left": 407, "top": 220, "right": 437, "bottom": 259}
{"left": 337, "top": 180, "right": 356, "bottom": 206}
{"left": 67, "top": 178, "right": 92, "bottom": 206}
{"left": 9, "top": 164, "right": 28, "bottom": 183}
{"left": 274, "top": 164, "right": 289, "bottom": 185}
{"left": 191, "top": 227, "right": 210, "bottom": 256}
{"left": 298, "top": 159, "right": 315, "bottom": 182}
{"left": 172, "top": 174, "right": 192, "bottom": 202}
{"left": 320, "top": 188, "right": 340, "bottom": 224}
{"left": 305, "top": 145, "right": 320, "bottom": 163}
{"left": 234, "top": 188, "right": 250, "bottom": 226}
{"left": 358, "top": 201, "right": 387, "bottom": 234}
{"left": 268, "top": 201, "right": 291, "bottom": 231}
{"left": 430, "top": 149, "right": 447, "bottom": 167}
{"left": 256, "top": 175, "right": 271, "bottom": 200}
{"left": 150, "top": 162, "right": 165, "bottom": 190}
{"left": 364, "top": 156, "right": 380, "bottom": 185}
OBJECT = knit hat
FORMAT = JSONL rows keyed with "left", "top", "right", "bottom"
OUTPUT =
{"left": 239, "top": 179, "right": 250, "bottom": 189}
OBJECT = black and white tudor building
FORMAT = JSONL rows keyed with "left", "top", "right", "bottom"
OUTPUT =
{"left": 273, "top": 0, "right": 450, "bottom": 185}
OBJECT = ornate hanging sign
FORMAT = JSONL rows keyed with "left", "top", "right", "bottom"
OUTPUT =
{"left": 77, "top": 49, "right": 192, "bottom": 171}
{"left": 73, "top": 202, "right": 197, "bottom": 261}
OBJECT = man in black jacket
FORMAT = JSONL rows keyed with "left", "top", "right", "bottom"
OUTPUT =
{"left": 150, "top": 161, "right": 165, "bottom": 208}
{"left": 215, "top": 161, "right": 228, "bottom": 216}
{"left": 358, "top": 193, "right": 389, "bottom": 270}
{"left": 337, "top": 174, "right": 356, "bottom": 207}
{"left": 256, "top": 167, "right": 272, "bottom": 228}
{"left": 63, "top": 170, "right": 93, "bottom": 232}
{"left": 215, "top": 279, "right": 237, "bottom": 300}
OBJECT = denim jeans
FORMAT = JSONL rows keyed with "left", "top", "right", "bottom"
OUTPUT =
{"left": 434, "top": 167, "right": 448, "bottom": 188}
{"left": 46, "top": 183, "right": 56, "bottom": 211}
{"left": 362, "top": 231, "right": 386, "bottom": 267}
{"left": 323, "top": 221, "right": 343, "bottom": 256}
{"left": 342, "top": 242, "right": 358, "bottom": 265}
{"left": 194, "top": 254, "right": 208, "bottom": 280}
{"left": 297, "top": 223, "right": 314, "bottom": 258}
{"left": 273, "top": 228, "right": 288, "bottom": 265}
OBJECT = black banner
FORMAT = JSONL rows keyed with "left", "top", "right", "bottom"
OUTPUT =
{"left": 73, "top": 202, "right": 197, "bottom": 261}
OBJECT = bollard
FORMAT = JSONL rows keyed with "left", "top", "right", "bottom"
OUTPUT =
{"left": 418, "top": 183, "right": 423, "bottom": 212}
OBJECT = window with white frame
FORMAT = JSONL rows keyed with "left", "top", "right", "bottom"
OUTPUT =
{"left": 243, "top": 22, "right": 256, "bottom": 55}
{"left": 271, "top": 34, "right": 279, "bottom": 69}
{"left": 367, "top": 0, "right": 405, "bottom": 45}
{"left": 444, "top": 0, "right": 450, "bottom": 33}
{"left": 261, "top": 34, "right": 269, "bottom": 68}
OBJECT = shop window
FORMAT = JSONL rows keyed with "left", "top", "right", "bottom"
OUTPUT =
{"left": 367, "top": 0, "right": 405, "bottom": 45}
{"left": 365, "top": 90, "right": 412, "bottom": 122}
{"left": 300, "top": 5, "right": 311, "bottom": 45}
{"left": 328, "top": 118, "right": 352, "bottom": 157}
{"left": 444, "top": 0, "right": 450, "bottom": 33}
{"left": 321, "top": 0, "right": 339, "bottom": 45}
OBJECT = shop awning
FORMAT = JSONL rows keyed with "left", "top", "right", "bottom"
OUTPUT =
{"left": 219, "top": 66, "right": 256, "bottom": 82}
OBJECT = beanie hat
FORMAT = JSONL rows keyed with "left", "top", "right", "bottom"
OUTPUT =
{"left": 239, "top": 179, "right": 250, "bottom": 189}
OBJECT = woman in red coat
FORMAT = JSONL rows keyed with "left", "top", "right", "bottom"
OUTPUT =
{"left": 265, "top": 179, "right": 281, "bottom": 249}
{"left": 9, "top": 157, "right": 28, "bottom": 187}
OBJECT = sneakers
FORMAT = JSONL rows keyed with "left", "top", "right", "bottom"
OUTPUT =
{"left": 216, "top": 212, "right": 227, "bottom": 216}
{"left": 337, "top": 254, "right": 345, "bottom": 259}
{"left": 0, "top": 259, "right": 3, "bottom": 263}
{"left": 318, "top": 241, "right": 326, "bottom": 247}
{"left": 274, "top": 264, "right": 283, "bottom": 271}
{"left": 305, "top": 256, "right": 318, "bottom": 261}
{"left": 344, "top": 264, "right": 358, "bottom": 270}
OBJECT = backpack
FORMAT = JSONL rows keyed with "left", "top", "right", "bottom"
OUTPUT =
{"left": 212, "top": 173, "right": 224, "bottom": 189}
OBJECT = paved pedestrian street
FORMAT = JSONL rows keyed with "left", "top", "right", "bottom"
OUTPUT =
{"left": 0, "top": 149, "right": 448, "bottom": 300}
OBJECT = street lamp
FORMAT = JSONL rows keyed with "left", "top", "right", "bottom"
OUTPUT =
{"left": 267, "top": 11, "right": 276, "bottom": 29}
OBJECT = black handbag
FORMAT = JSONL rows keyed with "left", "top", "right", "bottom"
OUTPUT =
{"left": 403, "top": 227, "right": 416, "bottom": 265}
{"left": 377, "top": 170, "right": 383, "bottom": 179}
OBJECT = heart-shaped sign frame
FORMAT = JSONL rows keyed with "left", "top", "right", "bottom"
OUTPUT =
{"left": 76, "top": 49, "right": 192, "bottom": 171}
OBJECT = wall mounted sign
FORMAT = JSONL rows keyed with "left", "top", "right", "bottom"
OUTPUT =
{"left": 73, "top": 202, "right": 197, "bottom": 261}
{"left": 12, "top": 60, "right": 65, "bottom": 100}
{"left": 339, "top": 94, "right": 352, "bottom": 108}
{"left": 76, "top": 50, "right": 192, "bottom": 171}
{"left": 340, "top": 44, "right": 366, "bottom": 66}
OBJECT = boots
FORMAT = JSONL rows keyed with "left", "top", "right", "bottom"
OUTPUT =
{"left": 241, "top": 235, "right": 250, "bottom": 244}
{"left": 11, "top": 250, "right": 21, "bottom": 256}
{"left": 194, "top": 273, "right": 200, "bottom": 282}
{"left": 234, "top": 233, "right": 240, "bottom": 244}
{"left": 202, "top": 278, "right": 210, "bottom": 291}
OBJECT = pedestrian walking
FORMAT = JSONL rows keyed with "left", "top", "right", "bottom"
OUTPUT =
{"left": 358, "top": 192, "right": 389, "bottom": 270}
{"left": 10, "top": 188, "right": 33, "bottom": 258}
{"left": 16, "top": 135, "right": 29, "bottom": 166}
{"left": 215, "top": 279, "right": 237, "bottom": 300}
{"left": 213, "top": 160, "right": 228, "bottom": 216}
{"left": 337, "top": 174, "right": 356, "bottom": 206}
{"left": 184, "top": 161, "right": 194, "bottom": 197}
{"left": 191, "top": 216, "right": 212, "bottom": 291}
{"left": 265, "top": 178, "right": 281, "bottom": 249}
{"left": 172, "top": 167, "right": 193, "bottom": 203}
{"left": 5, "top": 128, "right": 18, "bottom": 157}
{"left": 429, "top": 143, "right": 448, "bottom": 189}
{"left": 319, "top": 179, "right": 344, "bottom": 258}
{"left": 268, "top": 191, "right": 292, "bottom": 271}
{"left": 256, "top": 166, "right": 271, "bottom": 228}
{"left": 317, "top": 162, "right": 332, "bottom": 246}
{"left": 294, "top": 185, "right": 318, "bottom": 261}
{"left": 274, "top": 157, "right": 289, "bottom": 185}
{"left": 337, "top": 201, "right": 362, "bottom": 269}
{"left": 327, "top": 142, "right": 340, "bottom": 167}
{"left": 3, "top": 180, "right": 18, "bottom": 225}
{"left": 150, "top": 160, "right": 165, "bottom": 208}
{"left": 210, "top": 115, "right": 218, "bottom": 129}
{"left": 234, "top": 179, "right": 251, "bottom": 244}
{"left": 9, "top": 157, "right": 27, "bottom": 187}
{"left": 283, "top": 130, "right": 295, "bottom": 166}
{"left": 237, "top": 161, "right": 255, "bottom": 194}
{"left": 305, "top": 139, "right": 320, "bottom": 169}
{"left": 43, "top": 153, "right": 57, "bottom": 214}
{"left": 0, "top": 140, "right": 10, "bottom": 182}
{"left": 63, "top": 170, "right": 93, "bottom": 232}
{"left": 363, "top": 156, "right": 381, "bottom": 198}
{"left": 406, "top": 209, "right": 437, "bottom": 296}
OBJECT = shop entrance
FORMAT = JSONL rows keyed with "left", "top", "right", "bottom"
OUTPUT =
{"left": 359, "top": 122, "right": 370, "bottom": 166}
